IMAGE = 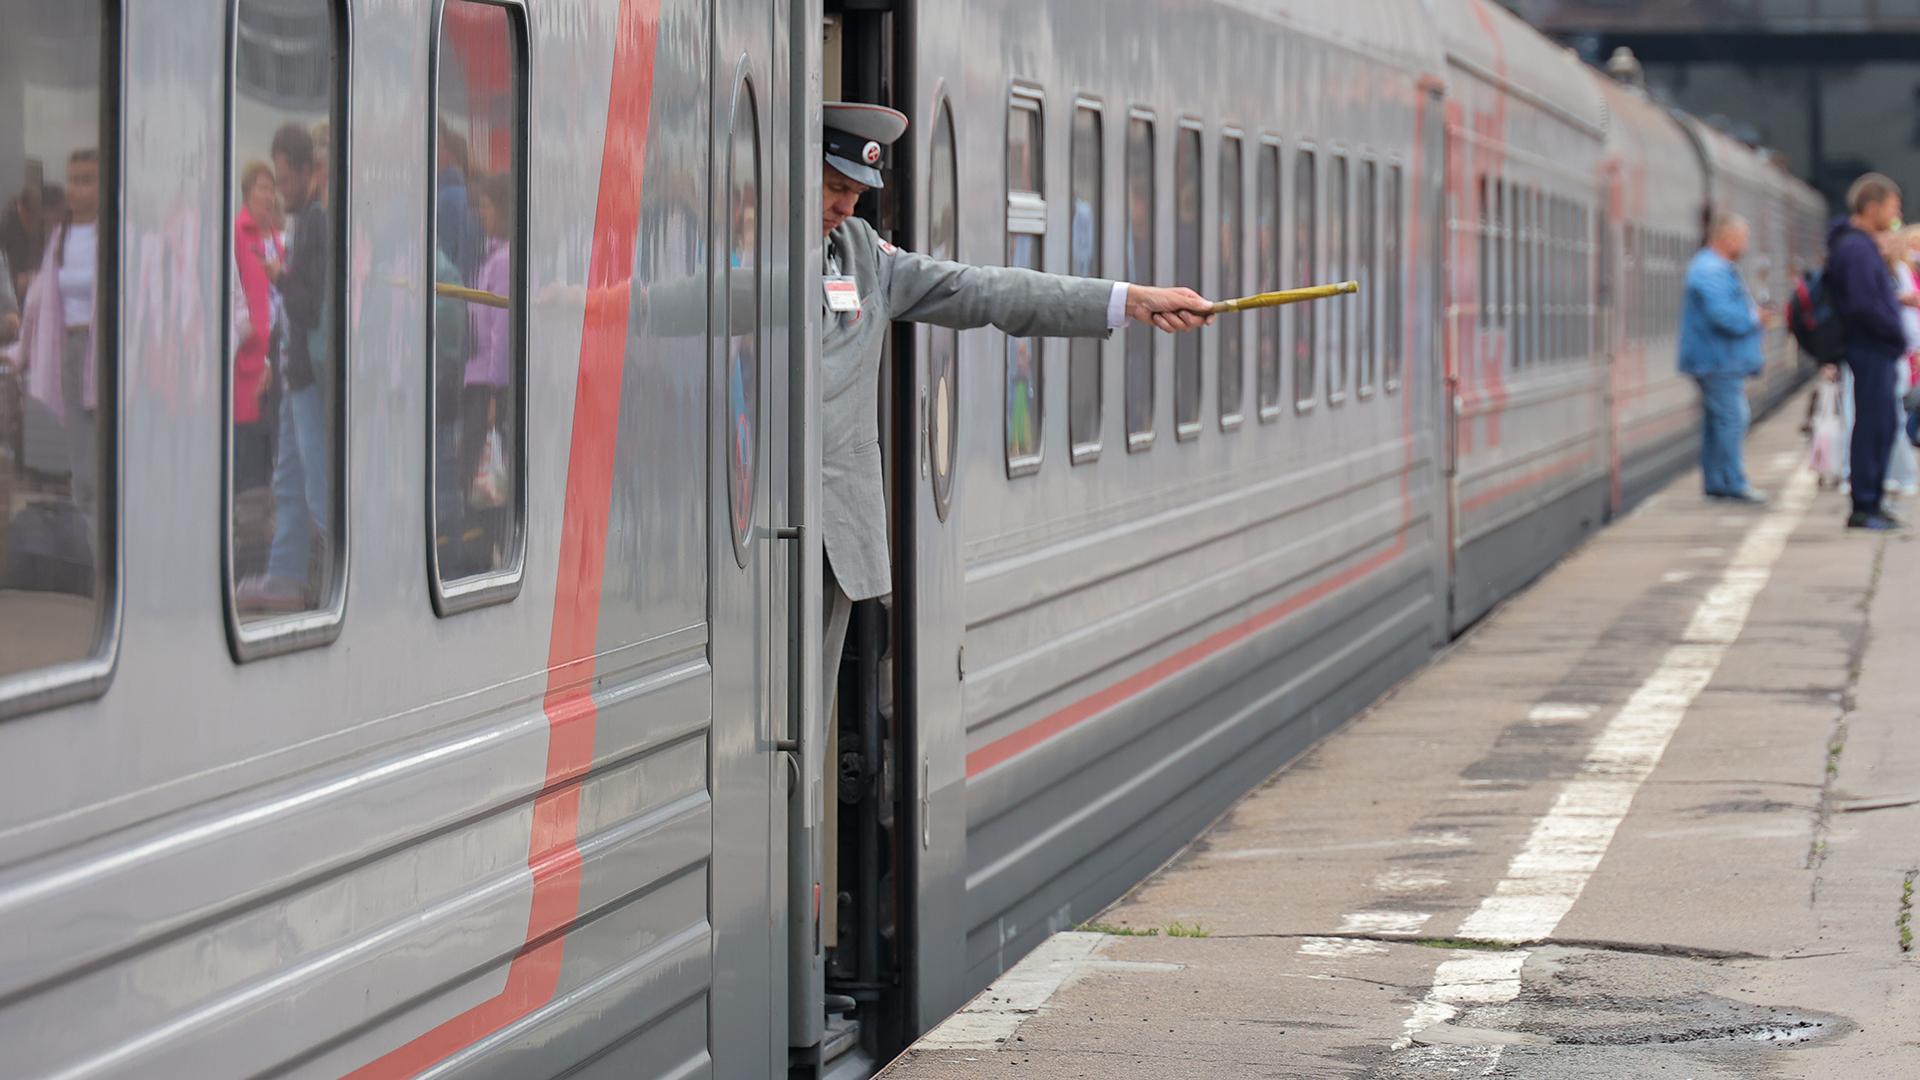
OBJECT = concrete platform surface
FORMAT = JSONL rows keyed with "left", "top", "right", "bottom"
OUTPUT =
{"left": 879, "top": 406, "right": 1920, "bottom": 1079}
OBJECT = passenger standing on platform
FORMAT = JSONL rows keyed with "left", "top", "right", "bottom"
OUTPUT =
{"left": 1824, "top": 173, "right": 1907, "bottom": 531}
{"left": 1884, "top": 227, "right": 1920, "bottom": 497}
{"left": 1679, "top": 213, "right": 1766, "bottom": 504}
{"left": 18, "top": 149, "right": 100, "bottom": 514}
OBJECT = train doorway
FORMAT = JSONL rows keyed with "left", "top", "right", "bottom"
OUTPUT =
{"left": 798, "top": 6, "right": 917, "bottom": 1077}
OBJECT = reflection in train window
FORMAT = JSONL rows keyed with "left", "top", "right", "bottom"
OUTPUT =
{"left": 1515, "top": 186, "right": 1529, "bottom": 369}
{"left": 1292, "top": 147, "right": 1316, "bottom": 408}
{"left": 1534, "top": 189, "right": 1546, "bottom": 366}
{"left": 1385, "top": 164, "right": 1403, "bottom": 391}
{"left": 724, "top": 80, "right": 760, "bottom": 566}
{"left": 1173, "top": 123, "right": 1202, "bottom": 439}
{"left": 1125, "top": 113, "right": 1154, "bottom": 449}
{"left": 227, "top": 0, "right": 347, "bottom": 654}
{"left": 928, "top": 102, "right": 958, "bottom": 520}
{"left": 431, "top": 0, "right": 528, "bottom": 606}
{"left": 1069, "top": 104, "right": 1102, "bottom": 463}
{"left": 1327, "top": 154, "right": 1347, "bottom": 402}
{"left": 1218, "top": 132, "right": 1244, "bottom": 428}
{"left": 0, "top": 0, "right": 117, "bottom": 708}
{"left": 1477, "top": 174, "right": 1489, "bottom": 330}
{"left": 1256, "top": 141, "right": 1282, "bottom": 417}
{"left": 1357, "top": 158, "right": 1375, "bottom": 395}
{"left": 1005, "top": 93, "right": 1044, "bottom": 476}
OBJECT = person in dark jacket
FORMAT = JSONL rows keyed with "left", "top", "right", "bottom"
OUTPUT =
{"left": 1824, "top": 173, "right": 1908, "bottom": 530}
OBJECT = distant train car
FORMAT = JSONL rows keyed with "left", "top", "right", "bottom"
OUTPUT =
{"left": 0, "top": 1, "right": 1823, "bottom": 1078}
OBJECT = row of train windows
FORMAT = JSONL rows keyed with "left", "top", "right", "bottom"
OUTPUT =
{"left": 988, "top": 92, "right": 1408, "bottom": 474}
{"left": 1622, "top": 226, "right": 1691, "bottom": 344}
{"left": 1474, "top": 176, "right": 1593, "bottom": 368}
{"left": 0, "top": 0, "right": 526, "bottom": 708}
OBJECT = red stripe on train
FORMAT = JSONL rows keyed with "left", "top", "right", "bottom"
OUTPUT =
{"left": 345, "top": 3, "right": 659, "bottom": 1075}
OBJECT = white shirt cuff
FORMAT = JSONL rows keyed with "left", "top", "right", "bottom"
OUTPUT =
{"left": 1107, "top": 282, "right": 1131, "bottom": 329}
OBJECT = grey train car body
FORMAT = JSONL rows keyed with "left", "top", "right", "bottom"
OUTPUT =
{"left": 0, "top": 1, "right": 1821, "bottom": 1079}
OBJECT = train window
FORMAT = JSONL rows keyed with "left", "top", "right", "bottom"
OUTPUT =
{"left": 928, "top": 101, "right": 959, "bottom": 520}
{"left": 1551, "top": 197, "right": 1564, "bottom": 362}
{"left": 1385, "top": 164, "right": 1403, "bottom": 391}
{"left": 0, "top": 0, "right": 118, "bottom": 712}
{"left": 1256, "top": 140, "right": 1282, "bottom": 417}
{"left": 1125, "top": 112, "right": 1155, "bottom": 449}
{"left": 1328, "top": 154, "right": 1350, "bottom": 402}
{"left": 1357, "top": 158, "right": 1375, "bottom": 396}
{"left": 1173, "top": 122, "right": 1202, "bottom": 439}
{"left": 1494, "top": 181, "right": 1507, "bottom": 339}
{"left": 226, "top": 0, "right": 348, "bottom": 658}
{"left": 1530, "top": 188, "right": 1543, "bottom": 368}
{"left": 1622, "top": 225, "right": 1635, "bottom": 342}
{"left": 724, "top": 80, "right": 760, "bottom": 566}
{"left": 1069, "top": 103, "right": 1102, "bottom": 463}
{"left": 1292, "top": 147, "right": 1317, "bottom": 409}
{"left": 430, "top": 0, "right": 529, "bottom": 608}
{"left": 1005, "top": 92, "right": 1044, "bottom": 476}
{"left": 1476, "top": 175, "right": 1489, "bottom": 330}
{"left": 1513, "top": 185, "right": 1526, "bottom": 369}
{"left": 1218, "top": 132, "right": 1244, "bottom": 428}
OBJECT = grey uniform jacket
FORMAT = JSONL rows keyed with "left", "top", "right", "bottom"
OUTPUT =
{"left": 824, "top": 216, "right": 1115, "bottom": 601}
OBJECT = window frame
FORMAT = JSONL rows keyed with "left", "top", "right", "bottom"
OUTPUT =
{"left": 927, "top": 97, "right": 960, "bottom": 520}
{"left": 1326, "top": 151, "right": 1349, "bottom": 405}
{"left": 1217, "top": 127, "right": 1246, "bottom": 430}
{"left": 1124, "top": 107, "right": 1157, "bottom": 451}
{"left": 426, "top": 0, "right": 532, "bottom": 615}
{"left": 221, "top": 0, "right": 354, "bottom": 663}
{"left": 0, "top": 1, "right": 125, "bottom": 718}
{"left": 1256, "top": 135, "right": 1284, "bottom": 420}
{"left": 1068, "top": 97, "right": 1104, "bottom": 464}
{"left": 1384, "top": 161, "right": 1403, "bottom": 392}
{"left": 1356, "top": 155, "right": 1377, "bottom": 399}
{"left": 1003, "top": 85, "right": 1047, "bottom": 477}
{"left": 1172, "top": 117, "right": 1204, "bottom": 441}
{"left": 1292, "top": 142, "right": 1319, "bottom": 413}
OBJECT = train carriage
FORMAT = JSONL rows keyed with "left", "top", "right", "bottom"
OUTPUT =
{"left": 0, "top": 1, "right": 1824, "bottom": 1077}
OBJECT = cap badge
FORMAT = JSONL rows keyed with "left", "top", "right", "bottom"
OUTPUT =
{"left": 863, "top": 141, "right": 882, "bottom": 165}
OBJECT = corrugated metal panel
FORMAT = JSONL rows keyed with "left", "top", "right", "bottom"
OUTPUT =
{"left": 1213, "top": 0, "right": 1447, "bottom": 77}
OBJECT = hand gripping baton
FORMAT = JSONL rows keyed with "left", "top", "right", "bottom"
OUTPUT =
{"left": 1208, "top": 280, "right": 1358, "bottom": 315}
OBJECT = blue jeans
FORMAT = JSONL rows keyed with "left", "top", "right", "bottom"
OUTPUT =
{"left": 267, "top": 384, "right": 328, "bottom": 583}
{"left": 1848, "top": 353, "right": 1899, "bottom": 517}
{"left": 1695, "top": 373, "right": 1749, "bottom": 497}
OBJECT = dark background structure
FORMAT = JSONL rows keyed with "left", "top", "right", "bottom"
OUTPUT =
{"left": 1498, "top": 0, "right": 1920, "bottom": 208}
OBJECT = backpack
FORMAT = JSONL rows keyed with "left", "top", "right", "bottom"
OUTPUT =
{"left": 1787, "top": 269, "right": 1846, "bottom": 364}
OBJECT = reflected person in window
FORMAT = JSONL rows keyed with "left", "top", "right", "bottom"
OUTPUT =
{"left": 238, "top": 122, "right": 332, "bottom": 614}
{"left": 18, "top": 148, "right": 100, "bottom": 515}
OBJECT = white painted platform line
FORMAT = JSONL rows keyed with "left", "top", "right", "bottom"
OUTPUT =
{"left": 912, "top": 932, "right": 1181, "bottom": 1051}
{"left": 1394, "top": 466, "right": 1817, "bottom": 1057}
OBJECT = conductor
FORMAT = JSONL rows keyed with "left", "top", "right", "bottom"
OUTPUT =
{"left": 816, "top": 100, "right": 1213, "bottom": 682}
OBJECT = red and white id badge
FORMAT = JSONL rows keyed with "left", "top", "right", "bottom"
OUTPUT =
{"left": 824, "top": 276, "right": 862, "bottom": 313}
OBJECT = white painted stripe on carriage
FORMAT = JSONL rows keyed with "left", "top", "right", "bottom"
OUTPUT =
{"left": 1393, "top": 467, "right": 1815, "bottom": 1053}
{"left": 1527, "top": 703, "right": 1596, "bottom": 724}
{"left": 914, "top": 932, "right": 1178, "bottom": 1050}
{"left": 1337, "top": 911, "right": 1431, "bottom": 936}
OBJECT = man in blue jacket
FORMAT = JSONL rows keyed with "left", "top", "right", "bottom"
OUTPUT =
{"left": 1824, "top": 173, "right": 1907, "bottom": 530}
{"left": 1680, "top": 213, "right": 1767, "bottom": 504}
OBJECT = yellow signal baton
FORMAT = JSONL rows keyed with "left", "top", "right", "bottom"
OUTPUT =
{"left": 1208, "top": 280, "right": 1358, "bottom": 315}
{"left": 434, "top": 282, "right": 511, "bottom": 310}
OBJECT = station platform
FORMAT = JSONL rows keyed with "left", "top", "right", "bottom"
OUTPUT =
{"left": 880, "top": 405, "right": 1920, "bottom": 1079}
